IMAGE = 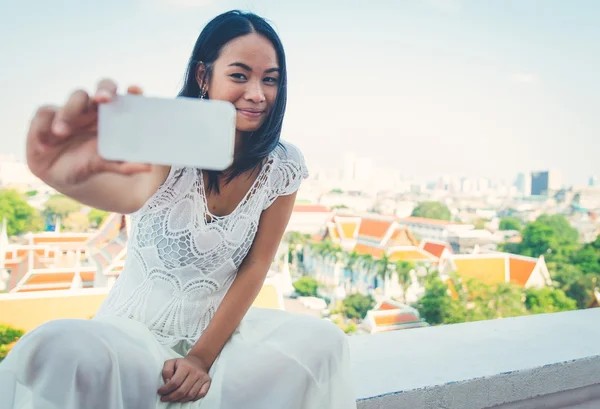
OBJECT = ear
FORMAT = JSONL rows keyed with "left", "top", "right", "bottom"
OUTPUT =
{"left": 195, "top": 62, "right": 208, "bottom": 93}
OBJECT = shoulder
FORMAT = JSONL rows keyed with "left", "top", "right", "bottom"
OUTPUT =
{"left": 262, "top": 141, "right": 309, "bottom": 209}
{"left": 272, "top": 140, "right": 305, "bottom": 164}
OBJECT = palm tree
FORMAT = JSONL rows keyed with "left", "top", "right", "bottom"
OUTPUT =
{"left": 344, "top": 250, "right": 360, "bottom": 290}
{"left": 395, "top": 261, "right": 414, "bottom": 303}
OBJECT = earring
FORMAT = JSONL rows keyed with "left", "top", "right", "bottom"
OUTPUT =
{"left": 199, "top": 88, "right": 207, "bottom": 99}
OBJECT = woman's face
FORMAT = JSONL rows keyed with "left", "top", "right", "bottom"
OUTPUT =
{"left": 198, "top": 33, "right": 280, "bottom": 135}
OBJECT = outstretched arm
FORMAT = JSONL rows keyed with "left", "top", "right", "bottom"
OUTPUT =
{"left": 188, "top": 191, "right": 297, "bottom": 365}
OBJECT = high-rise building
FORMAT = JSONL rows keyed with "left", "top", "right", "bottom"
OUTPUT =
{"left": 530, "top": 170, "right": 561, "bottom": 196}
{"left": 514, "top": 172, "right": 532, "bottom": 196}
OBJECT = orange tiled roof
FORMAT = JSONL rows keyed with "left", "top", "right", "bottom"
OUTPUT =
{"left": 353, "top": 243, "right": 385, "bottom": 258}
{"left": 379, "top": 301, "right": 400, "bottom": 311}
{"left": 387, "top": 228, "right": 419, "bottom": 247}
{"left": 357, "top": 218, "right": 394, "bottom": 240}
{"left": 388, "top": 249, "right": 435, "bottom": 262}
{"left": 422, "top": 241, "right": 451, "bottom": 258}
{"left": 452, "top": 257, "right": 507, "bottom": 285}
{"left": 293, "top": 204, "right": 330, "bottom": 213}
{"left": 400, "top": 217, "right": 461, "bottom": 227}
{"left": 509, "top": 257, "right": 538, "bottom": 287}
{"left": 374, "top": 312, "right": 421, "bottom": 327}
{"left": 32, "top": 236, "right": 89, "bottom": 244}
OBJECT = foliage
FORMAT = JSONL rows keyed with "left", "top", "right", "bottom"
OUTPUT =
{"left": 499, "top": 217, "right": 522, "bottom": 231}
{"left": 416, "top": 275, "right": 465, "bottom": 325}
{"left": 474, "top": 219, "right": 487, "bottom": 230}
{"left": 342, "top": 293, "right": 375, "bottom": 320}
{"left": 44, "top": 194, "right": 82, "bottom": 220}
{"left": 512, "top": 215, "right": 579, "bottom": 262}
{"left": 0, "top": 324, "right": 24, "bottom": 346}
{"left": 564, "top": 275, "right": 597, "bottom": 309}
{"left": 411, "top": 201, "right": 451, "bottom": 221}
{"left": 0, "top": 189, "right": 44, "bottom": 235}
{"left": 64, "top": 212, "right": 90, "bottom": 232}
{"left": 292, "top": 277, "right": 319, "bottom": 297}
{"left": 330, "top": 188, "right": 344, "bottom": 194}
{"left": 88, "top": 208, "right": 109, "bottom": 227}
{"left": 525, "top": 287, "right": 577, "bottom": 314}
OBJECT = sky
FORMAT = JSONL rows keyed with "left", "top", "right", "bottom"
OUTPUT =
{"left": 0, "top": 0, "right": 599, "bottom": 185}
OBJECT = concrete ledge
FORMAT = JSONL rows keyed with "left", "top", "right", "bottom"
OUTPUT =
{"left": 350, "top": 309, "right": 600, "bottom": 409}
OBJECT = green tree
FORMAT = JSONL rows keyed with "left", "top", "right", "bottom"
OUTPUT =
{"left": 0, "top": 324, "right": 25, "bottom": 362}
{"left": 474, "top": 219, "right": 487, "bottom": 230}
{"left": 293, "top": 277, "right": 319, "bottom": 297}
{"left": 416, "top": 275, "right": 466, "bottom": 325}
{"left": 376, "top": 253, "right": 393, "bottom": 281}
{"left": 64, "top": 212, "right": 90, "bottom": 232}
{"left": 499, "top": 217, "right": 522, "bottom": 231}
{"left": 570, "top": 244, "right": 600, "bottom": 275}
{"left": 525, "top": 287, "right": 577, "bottom": 314}
{"left": 88, "top": 208, "right": 109, "bottom": 227}
{"left": 565, "top": 275, "right": 597, "bottom": 309}
{"left": 0, "top": 324, "right": 24, "bottom": 346}
{"left": 536, "top": 214, "right": 579, "bottom": 244}
{"left": 342, "top": 293, "right": 375, "bottom": 320}
{"left": 395, "top": 261, "right": 414, "bottom": 302}
{"left": 411, "top": 201, "right": 451, "bottom": 221}
{"left": 459, "top": 279, "right": 526, "bottom": 321}
{"left": 514, "top": 215, "right": 579, "bottom": 262}
{"left": 44, "top": 194, "right": 82, "bottom": 221}
{"left": 0, "top": 190, "right": 44, "bottom": 235}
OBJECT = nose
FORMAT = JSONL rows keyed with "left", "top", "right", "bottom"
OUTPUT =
{"left": 245, "top": 80, "right": 265, "bottom": 104}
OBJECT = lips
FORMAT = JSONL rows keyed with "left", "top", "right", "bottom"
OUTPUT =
{"left": 237, "top": 108, "right": 265, "bottom": 119}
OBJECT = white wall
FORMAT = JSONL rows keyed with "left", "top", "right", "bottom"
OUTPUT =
{"left": 350, "top": 309, "right": 600, "bottom": 408}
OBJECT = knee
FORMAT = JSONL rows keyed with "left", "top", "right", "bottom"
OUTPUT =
{"left": 291, "top": 315, "right": 349, "bottom": 357}
{"left": 32, "top": 320, "right": 113, "bottom": 383}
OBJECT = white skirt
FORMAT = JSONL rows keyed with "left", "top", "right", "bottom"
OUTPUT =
{"left": 0, "top": 307, "right": 357, "bottom": 409}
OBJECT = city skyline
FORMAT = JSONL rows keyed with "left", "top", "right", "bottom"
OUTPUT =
{"left": 1, "top": 0, "right": 599, "bottom": 185}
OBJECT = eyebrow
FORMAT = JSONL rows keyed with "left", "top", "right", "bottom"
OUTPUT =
{"left": 228, "top": 62, "right": 280, "bottom": 74}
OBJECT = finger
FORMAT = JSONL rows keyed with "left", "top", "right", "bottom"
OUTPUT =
{"left": 127, "top": 85, "right": 143, "bottom": 95}
{"left": 52, "top": 89, "right": 90, "bottom": 137}
{"left": 163, "top": 372, "right": 197, "bottom": 403}
{"left": 158, "top": 361, "right": 189, "bottom": 396}
{"left": 180, "top": 379, "right": 203, "bottom": 403}
{"left": 197, "top": 378, "right": 211, "bottom": 399}
{"left": 93, "top": 78, "right": 118, "bottom": 103}
{"left": 90, "top": 159, "right": 152, "bottom": 179}
{"left": 28, "top": 105, "right": 58, "bottom": 147}
{"left": 161, "top": 359, "right": 176, "bottom": 384}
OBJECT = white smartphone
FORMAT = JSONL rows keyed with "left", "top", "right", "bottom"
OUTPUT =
{"left": 98, "top": 94, "right": 236, "bottom": 171}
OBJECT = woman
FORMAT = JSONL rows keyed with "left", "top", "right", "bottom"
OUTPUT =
{"left": 0, "top": 10, "right": 356, "bottom": 409}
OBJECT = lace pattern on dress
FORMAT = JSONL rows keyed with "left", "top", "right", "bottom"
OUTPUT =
{"left": 95, "top": 141, "right": 308, "bottom": 346}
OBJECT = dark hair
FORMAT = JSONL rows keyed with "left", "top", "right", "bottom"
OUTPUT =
{"left": 178, "top": 10, "right": 287, "bottom": 193}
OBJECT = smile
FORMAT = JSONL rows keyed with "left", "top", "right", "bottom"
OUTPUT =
{"left": 237, "top": 109, "right": 264, "bottom": 119}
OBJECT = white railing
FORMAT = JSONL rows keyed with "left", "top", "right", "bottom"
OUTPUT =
{"left": 350, "top": 309, "right": 600, "bottom": 409}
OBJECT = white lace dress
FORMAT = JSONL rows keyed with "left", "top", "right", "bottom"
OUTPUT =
{"left": 0, "top": 142, "right": 357, "bottom": 409}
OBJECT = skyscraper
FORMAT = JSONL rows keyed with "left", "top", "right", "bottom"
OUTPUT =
{"left": 530, "top": 171, "right": 562, "bottom": 196}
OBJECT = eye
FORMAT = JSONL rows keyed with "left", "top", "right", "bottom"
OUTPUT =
{"left": 264, "top": 77, "right": 279, "bottom": 84}
{"left": 230, "top": 73, "right": 247, "bottom": 81}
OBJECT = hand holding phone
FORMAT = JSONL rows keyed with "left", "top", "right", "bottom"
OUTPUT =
{"left": 25, "top": 80, "right": 154, "bottom": 188}
{"left": 98, "top": 94, "right": 236, "bottom": 171}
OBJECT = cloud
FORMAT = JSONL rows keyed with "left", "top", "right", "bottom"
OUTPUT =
{"left": 511, "top": 73, "right": 540, "bottom": 84}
